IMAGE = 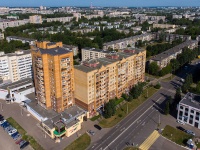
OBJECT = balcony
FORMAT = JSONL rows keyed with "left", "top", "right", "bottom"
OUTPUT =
{"left": 53, "top": 130, "right": 66, "bottom": 137}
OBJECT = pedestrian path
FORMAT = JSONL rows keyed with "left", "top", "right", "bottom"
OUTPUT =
{"left": 139, "top": 130, "right": 160, "bottom": 150}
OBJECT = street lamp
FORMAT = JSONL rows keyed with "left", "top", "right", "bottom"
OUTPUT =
{"left": 156, "top": 110, "right": 160, "bottom": 129}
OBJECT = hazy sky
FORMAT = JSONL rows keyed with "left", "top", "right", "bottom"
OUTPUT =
{"left": 0, "top": 0, "right": 200, "bottom": 7}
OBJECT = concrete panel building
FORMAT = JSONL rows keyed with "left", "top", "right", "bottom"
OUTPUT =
{"left": 74, "top": 48, "right": 146, "bottom": 117}
{"left": 29, "top": 15, "right": 42, "bottom": 24}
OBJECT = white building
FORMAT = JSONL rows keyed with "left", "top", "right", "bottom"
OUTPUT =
{"left": 6, "top": 36, "right": 36, "bottom": 45}
{"left": 177, "top": 93, "right": 200, "bottom": 129}
{"left": 0, "top": 19, "right": 29, "bottom": 31}
{"left": 47, "top": 17, "right": 73, "bottom": 23}
{"left": 0, "top": 50, "right": 32, "bottom": 82}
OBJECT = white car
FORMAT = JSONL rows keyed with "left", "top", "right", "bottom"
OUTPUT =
{"left": 8, "top": 129, "right": 17, "bottom": 135}
{"left": 0, "top": 119, "right": 6, "bottom": 125}
{"left": 177, "top": 120, "right": 185, "bottom": 125}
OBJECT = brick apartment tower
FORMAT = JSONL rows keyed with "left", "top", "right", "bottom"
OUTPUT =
{"left": 31, "top": 41, "right": 74, "bottom": 113}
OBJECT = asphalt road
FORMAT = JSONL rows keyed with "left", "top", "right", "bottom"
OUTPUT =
{"left": 88, "top": 60, "right": 200, "bottom": 150}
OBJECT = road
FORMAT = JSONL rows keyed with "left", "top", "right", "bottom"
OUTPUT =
{"left": 88, "top": 60, "right": 200, "bottom": 150}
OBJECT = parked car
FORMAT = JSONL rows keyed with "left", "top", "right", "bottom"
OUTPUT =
{"left": 16, "top": 139, "right": 23, "bottom": 144}
{"left": 186, "top": 130, "right": 195, "bottom": 136}
{"left": 5, "top": 126, "right": 14, "bottom": 132}
{"left": 176, "top": 126, "right": 186, "bottom": 132}
{"left": 13, "top": 134, "right": 21, "bottom": 141}
{"left": 94, "top": 124, "right": 102, "bottom": 130}
{"left": 0, "top": 119, "right": 6, "bottom": 125}
{"left": 177, "top": 120, "right": 185, "bottom": 125}
{"left": 8, "top": 129, "right": 17, "bottom": 135}
{"left": 2, "top": 122, "right": 10, "bottom": 128}
{"left": 87, "top": 130, "right": 95, "bottom": 135}
{"left": 20, "top": 141, "right": 29, "bottom": 149}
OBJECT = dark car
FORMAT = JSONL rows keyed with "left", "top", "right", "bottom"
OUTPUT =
{"left": 20, "top": 141, "right": 29, "bottom": 149}
{"left": 94, "top": 124, "right": 102, "bottom": 130}
{"left": 177, "top": 126, "right": 186, "bottom": 132}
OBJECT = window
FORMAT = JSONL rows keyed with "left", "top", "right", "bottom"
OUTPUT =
{"left": 185, "top": 108, "right": 189, "bottom": 112}
{"left": 191, "top": 110, "right": 194, "bottom": 114}
{"left": 180, "top": 106, "right": 183, "bottom": 109}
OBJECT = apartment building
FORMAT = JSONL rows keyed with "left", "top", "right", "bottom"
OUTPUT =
{"left": 0, "top": 19, "right": 29, "bottom": 31}
{"left": 177, "top": 92, "right": 200, "bottom": 129}
{"left": 103, "top": 33, "right": 154, "bottom": 50}
{"left": 29, "top": 15, "right": 43, "bottom": 24}
{"left": 6, "top": 36, "right": 37, "bottom": 45}
{"left": 71, "top": 28, "right": 96, "bottom": 34}
{"left": 31, "top": 41, "right": 74, "bottom": 113}
{"left": 0, "top": 32, "right": 4, "bottom": 40}
{"left": 47, "top": 17, "right": 73, "bottom": 23}
{"left": 81, "top": 48, "right": 111, "bottom": 61}
{"left": 63, "top": 44, "right": 78, "bottom": 56}
{"left": 153, "top": 23, "right": 177, "bottom": 29}
{"left": 149, "top": 40, "right": 198, "bottom": 69}
{"left": 0, "top": 50, "right": 32, "bottom": 82}
{"left": 74, "top": 48, "right": 146, "bottom": 117}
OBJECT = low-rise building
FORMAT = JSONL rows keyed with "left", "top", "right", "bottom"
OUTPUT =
{"left": 149, "top": 40, "right": 198, "bottom": 69}
{"left": 153, "top": 23, "right": 177, "bottom": 29}
{"left": 0, "top": 19, "right": 29, "bottom": 31}
{"left": 74, "top": 48, "right": 146, "bottom": 117}
{"left": 177, "top": 92, "right": 200, "bottom": 129}
{"left": 47, "top": 17, "right": 73, "bottom": 23}
{"left": 0, "top": 50, "right": 32, "bottom": 82}
{"left": 6, "top": 36, "right": 37, "bottom": 45}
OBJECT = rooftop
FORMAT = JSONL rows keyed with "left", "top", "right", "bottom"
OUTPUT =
{"left": 0, "top": 78, "right": 33, "bottom": 90}
{"left": 75, "top": 48, "right": 145, "bottom": 73}
{"left": 34, "top": 47, "right": 72, "bottom": 56}
{"left": 180, "top": 92, "right": 200, "bottom": 110}
{"left": 7, "top": 36, "right": 36, "bottom": 42}
{"left": 0, "top": 50, "right": 31, "bottom": 57}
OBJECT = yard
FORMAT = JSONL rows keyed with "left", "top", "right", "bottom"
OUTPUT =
{"left": 162, "top": 125, "right": 193, "bottom": 146}
{"left": 64, "top": 133, "right": 91, "bottom": 150}
{"left": 6, "top": 117, "right": 44, "bottom": 150}
{"left": 99, "top": 87, "right": 158, "bottom": 128}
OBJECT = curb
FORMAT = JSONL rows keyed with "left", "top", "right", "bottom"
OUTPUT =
{"left": 160, "top": 135, "right": 190, "bottom": 150}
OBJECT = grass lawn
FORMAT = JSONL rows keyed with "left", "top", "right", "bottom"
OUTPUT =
{"left": 90, "top": 115, "right": 101, "bottom": 121}
{"left": 145, "top": 73, "right": 159, "bottom": 79}
{"left": 64, "top": 133, "right": 91, "bottom": 150}
{"left": 115, "top": 97, "right": 124, "bottom": 106}
{"left": 6, "top": 117, "right": 44, "bottom": 150}
{"left": 99, "top": 87, "right": 158, "bottom": 128}
{"left": 162, "top": 125, "right": 193, "bottom": 146}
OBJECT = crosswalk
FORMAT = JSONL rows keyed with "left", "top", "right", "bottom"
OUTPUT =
{"left": 139, "top": 130, "right": 160, "bottom": 150}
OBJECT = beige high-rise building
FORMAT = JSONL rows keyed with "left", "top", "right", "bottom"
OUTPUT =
{"left": 74, "top": 48, "right": 146, "bottom": 117}
{"left": 31, "top": 41, "right": 74, "bottom": 112}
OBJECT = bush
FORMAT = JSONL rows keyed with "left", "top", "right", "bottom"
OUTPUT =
{"left": 118, "top": 114, "right": 123, "bottom": 118}
{"left": 154, "top": 83, "right": 161, "bottom": 89}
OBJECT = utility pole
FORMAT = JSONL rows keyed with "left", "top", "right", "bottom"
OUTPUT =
{"left": 0, "top": 102, "right": 3, "bottom": 111}
{"left": 127, "top": 102, "right": 128, "bottom": 114}
{"left": 21, "top": 107, "right": 23, "bottom": 116}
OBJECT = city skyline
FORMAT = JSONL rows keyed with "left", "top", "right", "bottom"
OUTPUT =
{"left": 0, "top": 0, "right": 200, "bottom": 7}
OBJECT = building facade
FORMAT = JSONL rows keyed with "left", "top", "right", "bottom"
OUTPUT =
{"left": 0, "top": 32, "right": 4, "bottom": 40}
{"left": 74, "top": 49, "right": 146, "bottom": 117}
{"left": 31, "top": 41, "right": 75, "bottom": 113}
{"left": 29, "top": 15, "right": 43, "bottom": 24}
{"left": 149, "top": 40, "right": 198, "bottom": 69}
{"left": 0, "top": 50, "right": 32, "bottom": 82}
{"left": 6, "top": 36, "right": 37, "bottom": 45}
{"left": 47, "top": 17, "right": 73, "bottom": 23}
{"left": 0, "top": 19, "right": 29, "bottom": 31}
{"left": 177, "top": 93, "right": 200, "bottom": 129}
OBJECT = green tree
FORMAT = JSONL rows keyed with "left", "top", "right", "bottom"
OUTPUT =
{"left": 196, "top": 81, "right": 200, "bottom": 94}
{"left": 148, "top": 62, "right": 160, "bottom": 76}
{"left": 164, "top": 101, "right": 170, "bottom": 115}
{"left": 104, "top": 100, "right": 116, "bottom": 118}
{"left": 174, "top": 88, "right": 182, "bottom": 103}
{"left": 127, "top": 95, "right": 133, "bottom": 102}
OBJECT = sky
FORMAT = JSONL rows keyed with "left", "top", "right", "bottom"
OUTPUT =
{"left": 0, "top": 0, "right": 200, "bottom": 7}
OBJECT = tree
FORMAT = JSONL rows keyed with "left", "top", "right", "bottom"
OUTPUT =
{"left": 174, "top": 88, "right": 182, "bottom": 103}
{"left": 158, "top": 19, "right": 164, "bottom": 24}
{"left": 196, "top": 81, "right": 200, "bottom": 94}
{"left": 148, "top": 62, "right": 159, "bottom": 76}
{"left": 130, "top": 82, "right": 145, "bottom": 99}
{"left": 104, "top": 100, "right": 116, "bottom": 118}
{"left": 164, "top": 101, "right": 170, "bottom": 115}
{"left": 122, "top": 93, "right": 128, "bottom": 100}
{"left": 127, "top": 95, "right": 133, "bottom": 102}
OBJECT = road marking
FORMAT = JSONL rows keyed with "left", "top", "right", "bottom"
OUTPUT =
{"left": 103, "top": 97, "right": 162, "bottom": 150}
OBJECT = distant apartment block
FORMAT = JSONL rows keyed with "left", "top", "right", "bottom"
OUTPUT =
{"left": 0, "top": 32, "right": 4, "bottom": 40}
{"left": 81, "top": 48, "right": 111, "bottom": 61}
{"left": 0, "top": 19, "right": 29, "bottom": 31}
{"left": 6, "top": 36, "right": 37, "bottom": 45}
{"left": 153, "top": 23, "right": 177, "bottom": 29}
{"left": 63, "top": 44, "right": 78, "bottom": 56}
{"left": 103, "top": 33, "right": 154, "bottom": 50}
{"left": 0, "top": 50, "right": 32, "bottom": 82}
{"left": 31, "top": 41, "right": 74, "bottom": 113}
{"left": 47, "top": 17, "right": 73, "bottom": 23}
{"left": 149, "top": 40, "right": 198, "bottom": 69}
{"left": 177, "top": 92, "right": 200, "bottom": 129}
{"left": 71, "top": 28, "right": 96, "bottom": 34}
{"left": 74, "top": 48, "right": 146, "bottom": 117}
{"left": 29, "top": 15, "right": 43, "bottom": 24}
